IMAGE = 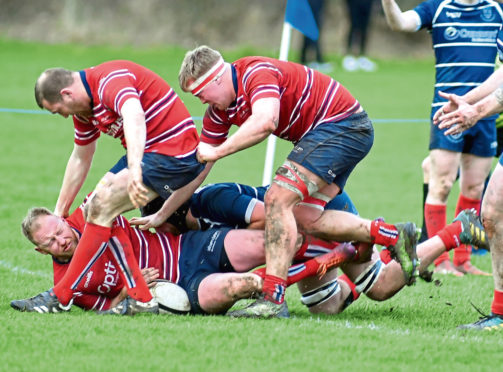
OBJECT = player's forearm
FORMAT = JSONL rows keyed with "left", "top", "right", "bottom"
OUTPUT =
{"left": 381, "top": 0, "right": 418, "bottom": 32}
{"left": 122, "top": 99, "right": 147, "bottom": 170}
{"left": 157, "top": 162, "right": 213, "bottom": 220}
{"left": 123, "top": 116, "right": 146, "bottom": 171}
{"left": 462, "top": 67, "right": 503, "bottom": 105}
{"left": 109, "top": 288, "right": 128, "bottom": 309}
{"left": 54, "top": 148, "right": 94, "bottom": 216}
{"left": 474, "top": 88, "right": 503, "bottom": 119}
{"left": 213, "top": 116, "right": 276, "bottom": 159}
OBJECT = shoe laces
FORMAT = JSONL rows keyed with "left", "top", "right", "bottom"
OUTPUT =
{"left": 469, "top": 300, "right": 489, "bottom": 320}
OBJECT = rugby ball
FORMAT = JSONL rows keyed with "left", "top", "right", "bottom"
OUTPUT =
{"left": 151, "top": 280, "right": 191, "bottom": 315}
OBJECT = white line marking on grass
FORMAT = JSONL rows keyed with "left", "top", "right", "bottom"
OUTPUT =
{"left": 0, "top": 260, "right": 51, "bottom": 279}
{"left": 306, "top": 317, "right": 503, "bottom": 343}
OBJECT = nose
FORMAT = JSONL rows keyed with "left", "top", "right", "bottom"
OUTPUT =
{"left": 198, "top": 97, "right": 207, "bottom": 104}
{"left": 56, "top": 235, "right": 66, "bottom": 246}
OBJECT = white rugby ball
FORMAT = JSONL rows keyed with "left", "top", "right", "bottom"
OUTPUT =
{"left": 151, "top": 280, "right": 190, "bottom": 315}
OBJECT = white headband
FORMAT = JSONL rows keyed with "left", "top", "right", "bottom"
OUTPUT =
{"left": 188, "top": 58, "right": 226, "bottom": 95}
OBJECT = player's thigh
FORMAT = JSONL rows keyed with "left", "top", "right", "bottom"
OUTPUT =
{"left": 482, "top": 163, "right": 503, "bottom": 230}
{"left": 459, "top": 153, "right": 493, "bottom": 188}
{"left": 224, "top": 229, "right": 266, "bottom": 272}
{"left": 429, "top": 149, "right": 461, "bottom": 179}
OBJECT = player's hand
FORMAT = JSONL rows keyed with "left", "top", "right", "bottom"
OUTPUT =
{"left": 141, "top": 267, "right": 160, "bottom": 288}
{"left": 436, "top": 94, "right": 479, "bottom": 135}
{"left": 127, "top": 166, "right": 149, "bottom": 208}
{"left": 432, "top": 91, "right": 460, "bottom": 125}
{"left": 196, "top": 142, "right": 220, "bottom": 163}
{"left": 130, "top": 213, "right": 166, "bottom": 230}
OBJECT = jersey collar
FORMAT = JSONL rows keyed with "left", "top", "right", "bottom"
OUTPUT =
{"left": 79, "top": 70, "right": 94, "bottom": 107}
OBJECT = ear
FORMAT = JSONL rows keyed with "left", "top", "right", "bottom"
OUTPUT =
{"left": 60, "top": 87, "right": 72, "bottom": 98}
{"left": 35, "top": 247, "right": 48, "bottom": 255}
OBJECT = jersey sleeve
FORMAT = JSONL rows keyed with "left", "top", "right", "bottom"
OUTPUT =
{"left": 73, "top": 115, "right": 100, "bottom": 146}
{"left": 200, "top": 107, "right": 232, "bottom": 145}
{"left": 98, "top": 70, "right": 141, "bottom": 115}
{"left": 242, "top": 62, "right": 281, "bottom": 105}
{"left": 413, "top": 0, "right": 437, "bottom": 30}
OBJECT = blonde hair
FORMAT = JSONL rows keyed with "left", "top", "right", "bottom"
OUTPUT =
{"left": 178, "top": 45, "right": 223, "bottom": 92}
{"left": 21, "top": 207, "right": 53, "bottom": 245}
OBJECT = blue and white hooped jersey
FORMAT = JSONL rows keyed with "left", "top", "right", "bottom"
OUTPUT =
{"left": 414, "top": 0, "right": 503, "bottom": 116}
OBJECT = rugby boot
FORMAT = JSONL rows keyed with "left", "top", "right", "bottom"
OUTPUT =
{"left": 387, "top": 222, "right": 419, "bottom": 285}
{"left": 10, "top": 289, "right": 72, "bottom": 313}
{"left": 98, "top": 297, "right": 159, "bottom": 315}
{"left": 316, "top": 242, "right": 357, "bottom": 278}
{"left": 454, "top": 209, "right": 489, "bottom": 250}
{"left": 226, "top": 296, "right": 290, "bottom": 319}
{"left": 458, "top": 313, "right": 503, "bottom": 331}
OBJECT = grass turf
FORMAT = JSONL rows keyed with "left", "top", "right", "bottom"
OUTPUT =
{"left": 0, "top": 38, "right": 499, "bottom": 371}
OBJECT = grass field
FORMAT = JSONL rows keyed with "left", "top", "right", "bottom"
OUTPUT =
{"left": 0, "top": 38, "right": 500, "bottom": 371}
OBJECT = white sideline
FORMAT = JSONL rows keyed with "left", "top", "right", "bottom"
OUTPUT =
{"left": 307, "top": 317, "right": 503, "bottom": 343}
{"left": 0, "top": 260, "right": 51, "bottom": 279}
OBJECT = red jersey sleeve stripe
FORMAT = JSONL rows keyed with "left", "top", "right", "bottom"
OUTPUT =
{"left": 98, "top": 69, "right": 136, "bottom": 100}
{"left": 114, "top": 87, "right": 140, "bottom": 113}
{"left": 242, "top": 63, "right": 282, "bottom": 92}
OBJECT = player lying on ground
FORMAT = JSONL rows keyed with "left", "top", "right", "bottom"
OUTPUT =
{"left": 12, "top": 200, "right": 487, "bottom": 317}
{"left": 11, "top": 200, "right": 359, "bottom": 315}
{"left": 133, "top": 181, "right": 488, "bottom": 315}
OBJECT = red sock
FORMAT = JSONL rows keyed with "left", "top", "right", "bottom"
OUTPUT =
{"left": 54, "top": 223, "right": 112, "bottom": 305}
{"left": 370, "top": 220, "right": 399, "bottom": 247}
{"left": 285, "top": 260, "right": 322, "bottom": 286}
{"left": 491, "top": 290, "right": 503, "bottom": 316}
{"left": 425, "top": 204, "right": 448, "bottom": 266}
{"left": 338, "top": 274, "right": 360, "bottom": 302}
{"left": 379, "top": 249, "right": 392, "bottom": 264}
{"left": 262, "top": 274, "right": 287, "bottom": 304}
{"left": 293, "top": 234, "right": 337, "bottom": 261}
{"left": 453, "top": 194, "right": 480, "bottom": 266}
{"left": 255, "top": 258, "right": 341, "bottom": 287}
{"left": 110, "top": 226, "right": 152, "bottom": 302}
{"left": 436, "top": 221, "right": 463, "bottom": 251}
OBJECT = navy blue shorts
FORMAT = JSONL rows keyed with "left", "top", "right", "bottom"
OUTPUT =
{"left": 177, "top": 228, "right": 233, "bottom": 315}
{"left": 109, "top": 152, "right": 205, "bottom": 199}
{"left": 429, "top": 117, "right": 497, "bottom": 157}
{"left": 287, "top": 111, "right": 374, "bottom": 189}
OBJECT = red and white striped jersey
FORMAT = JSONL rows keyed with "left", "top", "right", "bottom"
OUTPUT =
{"left": 73, "top": 60, "right": 199, "bottom": 158}
{"left": 201, "top": 56, "right": 360, "bottom": 144}
{"left": 53, "top": 205, "right": 182, "bottom": 310}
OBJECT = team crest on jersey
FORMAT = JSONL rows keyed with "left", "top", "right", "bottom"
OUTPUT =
{"left": 444, "top": 26, "right": 459, "bottom": 41}
{"left": 481, "top": 8, "right": 495, "bottom": 22}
